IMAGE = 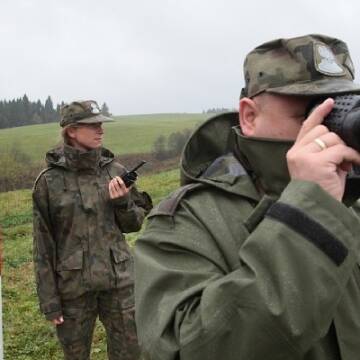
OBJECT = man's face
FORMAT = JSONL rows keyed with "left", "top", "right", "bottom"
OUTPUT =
{"left": 68, "top": 122, "right": 104, "bottom": 151}
{"left": 240, "top": 93, "right": 312, "bottom": 140}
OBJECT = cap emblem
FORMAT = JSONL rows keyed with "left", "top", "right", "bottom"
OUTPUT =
{"left": 314, "top": 43, "right": 345, "bottom": 76}
{"left": 89, "top": 102, "right": 101, "bottom": 114}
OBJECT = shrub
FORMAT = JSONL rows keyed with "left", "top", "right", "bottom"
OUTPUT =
{"left": 0, "top": 143, "right": 43, "bottom": 192}
{"left": 152, "top": 128, "right": 192, "bottom": 160}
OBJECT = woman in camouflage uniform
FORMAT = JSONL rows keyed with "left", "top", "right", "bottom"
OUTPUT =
{"left": 33, "top": 100, "right": 152, "bottom": 360}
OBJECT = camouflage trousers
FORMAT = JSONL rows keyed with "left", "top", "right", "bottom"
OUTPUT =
{"left": 56, "top": 287, "right": 140, "bottom": 360}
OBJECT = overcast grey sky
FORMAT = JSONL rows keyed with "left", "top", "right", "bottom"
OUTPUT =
{"left": 1, "top": 0, "right": 360, "bottom": 114}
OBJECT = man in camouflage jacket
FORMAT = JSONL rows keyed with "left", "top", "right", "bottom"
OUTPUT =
{"left": 33, "top": 100, "right": 152, "bottom": 360}
{"left": 135, "top": 35, "right": 360, "bottom": 359}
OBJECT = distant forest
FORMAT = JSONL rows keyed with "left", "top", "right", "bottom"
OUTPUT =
{"left": 0, "top": 95, "right": 111, "bottom": 129}
{"left": 202, "top": 107, "right": 236, "bottom": 114}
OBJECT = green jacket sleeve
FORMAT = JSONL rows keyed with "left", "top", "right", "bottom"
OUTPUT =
{"left": 111, "top": 186, "right": 152, "bottom": 233}
{"left": 32, "top": 175, "right": 62, "bottom": 320}
{"left": 134, "top": 180, "right": 360, "bottom": 360}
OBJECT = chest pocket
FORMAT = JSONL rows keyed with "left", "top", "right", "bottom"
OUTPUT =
{"left": 97, "top": 168, "right": 112, "bottom": 204}
{"left": 46, "top": 171, "right": 81, "bottom": 225}
{"left": 110, "top": 242, "right": 134, "bottom": 285}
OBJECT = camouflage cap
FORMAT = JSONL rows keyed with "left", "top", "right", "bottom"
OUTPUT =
{"left": 241, "top": 34, "right": 360, "bottom": 99}
{"left": 60, "top": 100, "right": 113, "bottom": 127}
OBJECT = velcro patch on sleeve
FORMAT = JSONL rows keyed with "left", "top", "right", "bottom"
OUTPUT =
{"left": 266, "top": 202, "right": 348, "bottom": 266}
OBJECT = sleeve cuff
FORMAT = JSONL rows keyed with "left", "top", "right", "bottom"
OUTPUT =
{"left": 40, "top": 299, "right": 62, "bottom": 317}
{"left": 110, "top": 194, "right": 131, "bottom": 209}
{"left": 45, "top": 310, "right": 63, "bottom": 321}
{"left": 276, "top": 180, "right": 360, "bottom": 257}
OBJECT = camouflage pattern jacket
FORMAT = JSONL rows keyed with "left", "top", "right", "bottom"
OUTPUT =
{"left": 33, "top": 145, "right": 152, "bottom": 320}
{"left": 135, "top": 113, "right": 360, "bottom": 360}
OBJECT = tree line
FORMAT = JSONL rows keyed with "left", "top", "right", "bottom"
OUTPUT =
{"left": 0, "top": 95, "right": 111, "bottom": 129}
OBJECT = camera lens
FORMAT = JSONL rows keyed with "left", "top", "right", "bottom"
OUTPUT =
{"left": 325, "top": 95, "right": 360, "bottom": 151}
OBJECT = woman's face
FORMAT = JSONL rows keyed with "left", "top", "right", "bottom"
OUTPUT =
{"left": 67, "top": 122, "right": 104, "bottom": 151}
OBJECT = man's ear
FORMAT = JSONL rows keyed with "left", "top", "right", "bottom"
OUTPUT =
{"left": 239, "top": 97, "right": 259, "bottom": 136}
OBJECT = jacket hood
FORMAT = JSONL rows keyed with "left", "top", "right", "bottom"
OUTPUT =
{"left": 180, "top": 112, "right": 260, "bottom": 201}
{"left": 45, "top": 145, "right": 115, "bottom": 170}
{"left": 181, "top": 112, "right": 239, "bottom": 183}
{"left": 180, "top": 111, "right": 296, "bottom": 200}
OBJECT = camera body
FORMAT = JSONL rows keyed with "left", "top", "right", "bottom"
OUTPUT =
{"left": 318, "top": 94, "right": 360, "bottom": 152}
{"left": 311, "top": 94, "right": 360, "bottom": 203}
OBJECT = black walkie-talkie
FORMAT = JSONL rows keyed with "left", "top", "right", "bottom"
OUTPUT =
{"left": 121, "top": 160, "right": 146, "bottom": 187}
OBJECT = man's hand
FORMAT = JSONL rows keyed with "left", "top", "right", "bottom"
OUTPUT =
{"left": 287, "top": 98, "right": 360, "bottom": 201}
{"left": 51, "top": 316, "right": 64, "bottom": 326}
{"left": 109, "top": 176, "right": 131, "bottom": 200}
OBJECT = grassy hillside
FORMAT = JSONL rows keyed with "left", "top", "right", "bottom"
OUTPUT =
{"left": 0, "top": 113, "right": 208, "bottom": 163}
{"left": 1, "top": 169, "right": 180, "bottom": 360}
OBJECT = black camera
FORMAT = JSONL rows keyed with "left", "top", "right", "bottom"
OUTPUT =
{"left": 309, "top": 94, "right": 360, "bottom": 152}
{"left": 309, "top": 94, "right": 360, "bottom": 203}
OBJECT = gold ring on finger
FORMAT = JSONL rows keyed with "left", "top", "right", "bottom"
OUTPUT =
{"left": 314, "top": 138, "right": 327, "bottom": 151}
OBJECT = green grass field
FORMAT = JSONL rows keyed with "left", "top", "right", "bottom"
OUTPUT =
{"left": 0, "top": 113, "right": 208, "bottom": 163}
{"left": 1, "top": 169, "right": 180, "bottom": 360}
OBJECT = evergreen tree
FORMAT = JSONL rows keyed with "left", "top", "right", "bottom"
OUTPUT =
{"left": 32, "top": 113, "right": 42, "bottom": 124}
{"left": 0, "top": 114, "right": 9, "bottom": 129}
{"left": 101, "top": 102, "right": 111, "bottom": 117}
{"left": 44, "top": 96, "right": 55, "bottom": 122}
{"left": 21, "top": 94, "right": 30, "bottom": 125}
